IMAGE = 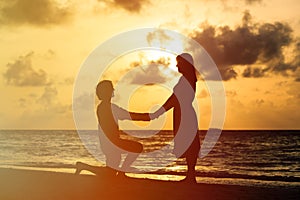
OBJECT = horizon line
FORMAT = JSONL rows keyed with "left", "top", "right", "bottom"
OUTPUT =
{"left": 1, "top": 129, "right": 300, "bottom": 131}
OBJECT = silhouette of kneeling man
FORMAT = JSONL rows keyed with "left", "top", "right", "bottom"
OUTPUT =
{"left": 75, "top": 80, "right": 150, "bottom": 178}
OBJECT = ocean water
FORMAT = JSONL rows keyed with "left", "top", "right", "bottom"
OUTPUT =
{"left": 0, "top": 130, "right": 299, "bottom": 187}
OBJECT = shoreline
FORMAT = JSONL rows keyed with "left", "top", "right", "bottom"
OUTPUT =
{"left": 0, "top": 168, "right": 298, "bottom": 200}
{"left": 1, "top": 165, "right": 299, "bottom": 188}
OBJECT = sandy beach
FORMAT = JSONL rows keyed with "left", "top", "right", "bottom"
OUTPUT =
{"left": 0, "top": 168, "right": 298, "bottom": 200}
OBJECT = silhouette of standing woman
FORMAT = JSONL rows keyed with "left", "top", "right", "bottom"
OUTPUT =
{"left": 151, "top": 53, "right": 200, "bottom": 183}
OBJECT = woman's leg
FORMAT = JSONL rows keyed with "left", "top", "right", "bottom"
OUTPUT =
{"left": 184, "top": 135, "right": 200, "bottom": 183}
{"left": 185, "top": 153, "right": 198, "bottom": 182}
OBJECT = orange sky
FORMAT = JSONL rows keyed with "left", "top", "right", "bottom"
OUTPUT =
{"left": 0, "top": 0, "right": 299, "bottom": 130}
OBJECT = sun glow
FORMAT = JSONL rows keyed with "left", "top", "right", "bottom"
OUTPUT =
{"left": 144, "top": 50, "right": 178, "bottom": 72}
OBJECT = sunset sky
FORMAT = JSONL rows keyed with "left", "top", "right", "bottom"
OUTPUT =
{"left": 0, "top": 0, "right": 299, "bottom": 130}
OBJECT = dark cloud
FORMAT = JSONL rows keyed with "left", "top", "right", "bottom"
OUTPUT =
{"left": 99, "top": 0, "right": 149, "bottom": 13}
{"left": 207, "top": 0, "right": 262, "bottom": 4}
{"left": 295, "top": 68, "right": 300, "bottom": 82}
{"left": 214, "top": 0, "right": 263, "bottom": 11}
{"left": 44, "top": 49, "right": 56, "bottom": 59}
{"left": 62, "top": 77, "right": 74, "bottom": 85}
{"left": 244, "top": 0, "right": 262, "bottom": 5}
{"left": 17, "top": 84, "right": 72, "bottom": 128}
{"left": 16, "top": 83, "right": 71, "bottom": 122}
{"left": 37, "top": 85, "right": 58, "bottom": 106}
{"left": 292, "top": 39, "right": 300, "bottom": 81}
{"left": 147, "top": 29, "right": 172, "bottom": 46}
{"left": 0, "top": 0, "right": 72, "bottom": 26}
{"left": 18, "top": 98, "right": 27, "bottom": 107}
{"left": 3, "top": 52, "right": 50, "bottom": 87}
{"left": 226, "top": 90, "right": 237, "bottom": 97}
{"left": 218, "top": 67, "right": 238, "bottom": 81}
{"left": 72, "top": 92, "right": 95, "bottom": 111}
{"left": 242, "top": 66, "right": 265, "bottom": 78}
{"left": 255, "top": 98, "right": 264, "bottom": 106}
{"left": 127, "top": 57, "right": 172, "bottom": 85}
{"left": 190, "top": 11, "right": 296, "bottom": 80}
{"left": 37, "top": 85, "right": 70, "bottom": 113}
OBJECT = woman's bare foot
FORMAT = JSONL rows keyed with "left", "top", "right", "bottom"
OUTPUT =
{"left": 75, "top": 161, "right": 84, "bottom": 175}
{"left": 116, "top": 171, "right": 128, "bottom": 179}
{"left": 179, "top": 176, "right": 197, "bottom": 184}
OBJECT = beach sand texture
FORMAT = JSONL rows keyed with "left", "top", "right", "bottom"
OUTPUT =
{"left": 0, "top": 168, "right": 298, "bottom": 200}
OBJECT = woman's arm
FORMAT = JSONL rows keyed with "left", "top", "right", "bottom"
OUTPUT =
{"left": 150, "top": 93, "right": 177, "bottom": 119}
{"left": 129, "top": 112, "right": 150, "bottom": 121}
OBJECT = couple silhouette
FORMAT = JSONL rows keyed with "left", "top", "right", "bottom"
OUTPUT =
{"left": 75, "top": 53, "right": 200, "bottom": 184}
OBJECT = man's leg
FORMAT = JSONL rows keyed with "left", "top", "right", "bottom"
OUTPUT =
{"left": 118, "top": 140, "right": 143, "bottom": 173}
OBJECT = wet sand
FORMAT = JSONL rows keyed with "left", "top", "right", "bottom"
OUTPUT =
{"left": 0, "top": 168, "right": 298, "bottom": 200}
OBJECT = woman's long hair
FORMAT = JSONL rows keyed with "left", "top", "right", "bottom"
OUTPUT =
{"left": 177, "top": 53, "right": 197, "bottom": 89}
